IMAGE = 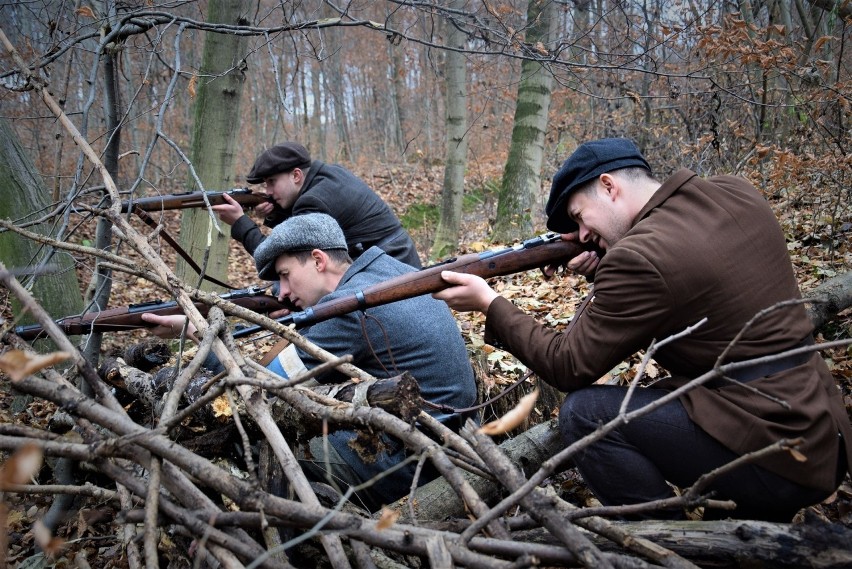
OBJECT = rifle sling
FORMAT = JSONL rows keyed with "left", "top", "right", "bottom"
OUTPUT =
{"left": 258, "top": 338, "right": 291, "bottom": 367}
{"left": 132, "top": 205, "right": 236, "bottom": 290}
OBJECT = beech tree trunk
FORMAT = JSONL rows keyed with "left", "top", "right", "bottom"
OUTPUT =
{"left": 176, "top": 0, "right": 250, "bottom": 291}
{"left": 0, "top": 117, "right": 83, "bottom": 328}
{"left": 492, "top": 0, "right": 556, "bottom": 242}
{"left": 431, "top": 1, "right": 470, "bottom": 260}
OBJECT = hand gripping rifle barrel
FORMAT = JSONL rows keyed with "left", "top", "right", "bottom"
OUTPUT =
{"left": 119, "top": 188, "right": 272, "bottom": 213}
{"left": 233, "top": 233, "right": 585, "bottom": 338}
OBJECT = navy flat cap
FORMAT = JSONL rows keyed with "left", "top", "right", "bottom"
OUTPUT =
{"left": 545, "top": 138, "right": 651, "bottom": 233}
{"left": 246, "top": 142, "right": 312, "bottom": 184}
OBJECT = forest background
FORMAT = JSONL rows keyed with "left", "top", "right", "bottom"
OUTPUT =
{"left": 0, "top": 0, "right": 850, "bottom": 567}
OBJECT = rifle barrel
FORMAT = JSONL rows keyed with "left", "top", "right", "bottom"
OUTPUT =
{"left": 234, "top": 234, "right": 584, "bottom": 338}
{"left": 120, "top": 188, "right": 271, "bottom": 213}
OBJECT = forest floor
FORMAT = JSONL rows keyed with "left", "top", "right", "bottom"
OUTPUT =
{"left": 1, "top": 160, "right": 851, "bottom": 566}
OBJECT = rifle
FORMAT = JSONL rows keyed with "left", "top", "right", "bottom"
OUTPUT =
{"left": 233, "top": 232, "right": 585, "bottom": 338}
{"left": 119, "top": 188, "right": 272, "bottom": 213}
{"left": 120, "top": 188, "right": 273, "bottom": 289}
{"left": 14, "top": 287, "right": 288, "bottom": 341}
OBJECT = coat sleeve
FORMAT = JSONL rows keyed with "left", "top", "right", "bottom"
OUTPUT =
{"left": 485, "top": 246, "right": 677, "bottom": 391}
{"left": 230, "top": 215, "right": 266, "bottom": 256}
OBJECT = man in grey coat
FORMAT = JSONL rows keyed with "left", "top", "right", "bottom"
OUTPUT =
{"left": 146, "top": 213, "right": 475, "bottom": 510}
{"left": 435, "top": 138, "right": 851, "bottom": 521}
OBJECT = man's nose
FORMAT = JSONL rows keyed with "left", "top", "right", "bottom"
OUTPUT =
{"left": 578, "top": 225, "right": 592, "bottom": 243}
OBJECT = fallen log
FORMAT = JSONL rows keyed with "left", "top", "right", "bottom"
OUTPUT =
{"left": 270, "top": 371, "right": 422, "bottom": 440}
{"left": 513, "top": 518, "right": 852, "bottom": 569}
{"left": 388, "top": 420, "right": 563, "bottom": 522}
{"left": 805, "top": 270, "right": 852, "bottom": 330}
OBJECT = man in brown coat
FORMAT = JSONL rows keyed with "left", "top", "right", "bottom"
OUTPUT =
{"left": 435, "top": 138, "right": 851, "bottom": 521}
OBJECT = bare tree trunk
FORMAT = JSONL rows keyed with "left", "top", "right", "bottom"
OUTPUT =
{"left": 0, "top": 117, "right": 84, "bottom": 328}
{"left": 322, "top": 3, "right": 352, "bottom": 161}
{"left": 387, "top": 34, "right": 408, "bottom": 157}
{"left": 492, "top": 0, "right": 556, "bottom": 242}
{"left": 176, "top": 0, "right": 250, "bottom": 291}
{"left": 84, "top": 38, "right": 123, "bottom": 368}
{"left": 431, "top": 2, "right": 470, "bottom": 260}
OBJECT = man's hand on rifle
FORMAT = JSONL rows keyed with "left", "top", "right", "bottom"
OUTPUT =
{"left": 211, "top": 193, "right": 247, "bottom": 225}
{"left": 433, "top": 271, "right": 500, "bottom": 314}
{"left": 213, "top": 193, "right": 275, "bottom": 225}
{"left": 141, "top": 313, "right": 198, "bottom": 342}
{"left": 267, "top": 305, "right": 292, "bottom": 319}
{"left": 542, "top": 232, "right": 600, "bottom": 279}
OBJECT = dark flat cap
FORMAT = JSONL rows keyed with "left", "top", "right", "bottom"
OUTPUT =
{"left": 246, "top": 142, "right": 312, "bottom": 184}
{"left": 545, "top": 138, "right": 651, "bottom": 233}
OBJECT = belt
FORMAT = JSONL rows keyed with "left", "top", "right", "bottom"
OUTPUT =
{"left": 709, "top": 337, "right": 815, "bottom": 388}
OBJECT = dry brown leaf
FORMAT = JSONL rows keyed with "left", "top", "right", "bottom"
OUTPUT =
{"left": 76, "top": 6, "right": 95, "bottom": 18}
{"left": 211, "top": 395, "right": 233, "bottom": 418}
{"left": 0, "top": 443, "right": 44, "bottom": 489}
{"left": 32, "top": 519, "right": 66, "bottom": 558}
{"left": 188, "top": 74, "right": 197, "bottom": 99}
{"left": 0, "top": 349, "right": 72, "bottom": 382}
{"left": 477, "top": 389, "right": 539, "bottom": 436}
{"left": 787, "top": 447, "right": 808, "bottom": 462}
{"left": 375, "top": 507, "right": 400, "bottom": 530}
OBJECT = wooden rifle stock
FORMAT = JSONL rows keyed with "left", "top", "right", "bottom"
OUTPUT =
{"left": 120, "top": 188, "right": 272, "bottom": 213}
{"left": 14, "top": 287, "right": 287, "bottom": 341}
{"left": 234, "top": 233, "right": 585, "bottom": 338}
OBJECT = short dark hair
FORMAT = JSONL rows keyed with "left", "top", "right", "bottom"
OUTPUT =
{"left": 284, "top": 248, "right": 353, "bottom": 265}
{"left": 574, "top": 166, "right": 656, "bottom": 197}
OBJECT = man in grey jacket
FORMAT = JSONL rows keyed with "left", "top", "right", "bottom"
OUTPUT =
{"left": 145, "top": 213, "right": 475, "bottom": 510}
{"left": 214, "top": 142, "right": 422, "bottom": 268}
{"left": 252, "top": 213, "right": 476, "bottom": 509}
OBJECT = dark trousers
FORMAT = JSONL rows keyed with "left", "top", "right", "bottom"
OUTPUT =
{"left": 559, "top": 386, "right": 834, "bottom": 521}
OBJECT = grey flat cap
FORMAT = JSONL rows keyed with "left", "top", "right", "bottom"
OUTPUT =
{"left": 254, "top": 213, "right": 348, "bottom": 280}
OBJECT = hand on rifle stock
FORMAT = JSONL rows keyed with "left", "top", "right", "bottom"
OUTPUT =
{"left": 432, "top": 271, "right": 500, "bottom": 313}
{"left": 141, "top": 313, "right": 197, "bottom": 342}
{"left": 211, "top": 193, "right": 248, "bottom": 226}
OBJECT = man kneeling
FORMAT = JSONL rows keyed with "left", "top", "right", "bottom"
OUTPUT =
{"left": 145, "top": 213, "right": 476, "bottom": 511}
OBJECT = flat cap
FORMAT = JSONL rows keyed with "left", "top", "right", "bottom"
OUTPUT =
{"left": 545, "top": 138, "right": 651, "bottom": 233}
{"left": 246, "top": 142, "right": 312, "bottom": 184}
{"left": 254, "top": 213, "right": 348, "bottom": 280}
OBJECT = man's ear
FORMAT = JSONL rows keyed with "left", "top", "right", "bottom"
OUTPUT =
{"left": 311, "top": 249, "right": 328, "bottom": 272}
{"left": 599, "top": 173, "right": 620, "bottom": 201}
{"left": 292, "top": 167, "right": 304, "bottom": 186}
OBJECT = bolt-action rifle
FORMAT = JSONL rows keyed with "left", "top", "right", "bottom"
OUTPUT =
{"left": 14, "top": 287, "right": 288, "bottom": 341}
{"left": 119, "top": 188, "right": 272, "bottom": 213}
{"left": 233, "top": 232, "right": 586, "bottom": 338}
{"left": 120, "top": 188, "right": 273, "bottom": 290}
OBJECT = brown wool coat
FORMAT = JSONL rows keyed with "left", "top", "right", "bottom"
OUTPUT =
{"left": 486, "top": 169, "right": 852, "bottom": 492}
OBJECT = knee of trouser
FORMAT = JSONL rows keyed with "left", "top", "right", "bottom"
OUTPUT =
{"left": 558, "top": 389, "right": 594, "bottom": 444}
